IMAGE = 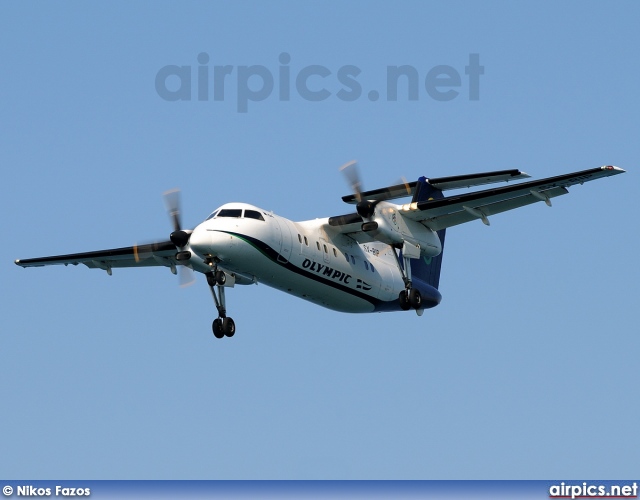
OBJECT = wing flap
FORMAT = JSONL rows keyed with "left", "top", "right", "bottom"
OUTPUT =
{"left": 418, "top": 186, "right": 569, "bottom": 230}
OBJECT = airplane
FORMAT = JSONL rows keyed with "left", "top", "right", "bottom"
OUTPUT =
{"left": 15, "top": 163, "right": 624, "bottom": 339}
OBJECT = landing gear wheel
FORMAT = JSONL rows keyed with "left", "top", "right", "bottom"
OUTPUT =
{"left": 212, "top": 318, "right": 224, "bottom": 339}
{"left": 409, "top": 288, "right": 422, "bottom": 309}
{"left": 222, "top": 317, "right": 235, "bottom": 337}
{"left": 215, "top": 270, "right": 226, "bottom": 285}
{"left": 206, "top": 273, "right": 217, "bottom": 287}
{"left": 399, "top": 290, "right": 411, "bottom": 311}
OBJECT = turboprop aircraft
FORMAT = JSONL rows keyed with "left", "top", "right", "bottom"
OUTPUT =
{"left": 15, "top": 163, "right": 624, "bottom": 339}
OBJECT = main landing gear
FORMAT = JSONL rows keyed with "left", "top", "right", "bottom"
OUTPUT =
{"left": 399, "top": 287, "right": 422, "bottom": 311}
{"left": 393, "top": 246, "right": 422, "bottom": 312}
{"left": 206, "top": 270, "right": 235, "bottom": 339}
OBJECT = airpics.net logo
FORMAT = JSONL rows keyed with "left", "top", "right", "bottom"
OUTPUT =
{"left": 155, "top": 52, "right": 484, "bottom": 112}
{"left": 549, "top": 482, "right": 638, "bottom": 499}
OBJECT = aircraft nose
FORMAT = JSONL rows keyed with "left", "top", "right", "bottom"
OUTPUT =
{"left": 188, "top": 226, "right": 213, "bottom": 258}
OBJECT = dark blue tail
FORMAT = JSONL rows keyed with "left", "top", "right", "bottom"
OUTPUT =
{"left": 409, "top": 177, "right": 446, "bottom": 290}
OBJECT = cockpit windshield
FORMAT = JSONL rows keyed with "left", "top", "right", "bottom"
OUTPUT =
{"left": 217, "top": 209, "right": 243, "bottom": 218}
{"left": 244, "top": 210, "right": 265, "bottom": 221}
{"left": 205, "top": 208, "right": 265, "bottom": 221}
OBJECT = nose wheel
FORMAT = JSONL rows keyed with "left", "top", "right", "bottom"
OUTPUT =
{"left": 207, "top": 270, "right": 236, "bottom": 339}
{"left": 212, "top": 317, "right": 235, "bottom": 338}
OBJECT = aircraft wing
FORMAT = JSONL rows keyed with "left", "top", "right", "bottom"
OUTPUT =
{"left": 15, "top": 241, "right": 179, "bottom": 274}
{"left": 328, "top": 166, "right": 625, "bottom": 236}
{"left": 401, "top": 166, "right": 624, "bottom": 230}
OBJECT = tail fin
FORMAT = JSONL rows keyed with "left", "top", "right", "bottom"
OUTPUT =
{"left": 409, "top": 177, "right": 446, "bottom": 289}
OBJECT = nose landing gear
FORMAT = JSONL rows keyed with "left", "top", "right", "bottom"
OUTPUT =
{"left": 212, "top": 317, "right": 235, "bottom": 338}
{"left": 206, "top": 270, "right": 236, "bottom": 339}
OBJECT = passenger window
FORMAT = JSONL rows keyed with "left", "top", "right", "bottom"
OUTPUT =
{"left": 217, "top": 209, "right": 243, "bottom": 218}
{"left": 244, "top": 210, "right": 265, "bottom": 221}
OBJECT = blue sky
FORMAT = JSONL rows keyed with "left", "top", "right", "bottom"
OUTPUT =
{"left": 1, "top": 1, "right": 638, "bottom": 479}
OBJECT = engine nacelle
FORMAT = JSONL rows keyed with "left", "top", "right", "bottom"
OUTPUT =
{"left": 365, "top": 202, "right": 442, "bottom": 257}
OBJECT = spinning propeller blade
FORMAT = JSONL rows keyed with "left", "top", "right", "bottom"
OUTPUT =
{"left": 179, "top": 265, "right": 196, "bottom": 288}
{"left": 162, "top": 188, "right": 195, "bottom": 287}
{"left": 340, "top": 160, "right": 362, "bottom": 202}
{"left": 340, "top": 161, "right": 413, "bottom": 219}
{"left": 163, "top": 188, "right": 182, "bottom": 233}
{"left": 339, "top": 160, "right": 379, "bottom": 219}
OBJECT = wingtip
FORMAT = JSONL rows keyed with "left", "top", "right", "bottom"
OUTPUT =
{"left": 603, "top": 165, "right": 625, "bottom": 173}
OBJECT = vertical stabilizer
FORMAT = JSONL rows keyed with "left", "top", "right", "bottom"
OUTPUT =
{"left": 409, "top": 177, "right": 446, "bottom": 290}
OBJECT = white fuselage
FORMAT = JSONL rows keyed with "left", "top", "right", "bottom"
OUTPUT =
{"left": 187, "top": 202, "right": 442, "bottom": 313}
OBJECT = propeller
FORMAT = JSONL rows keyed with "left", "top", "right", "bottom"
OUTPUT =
{"left": 163, "top": 188, "right": 192, "bottom": 248}
{"left": 340, "top": 160, "right": 362, "bottom": 202}
{"left": 339, "top": 160, "right": 378, "bottom": 219}
{"left": 162, "top": 188, "right": 195, "bottom": 287}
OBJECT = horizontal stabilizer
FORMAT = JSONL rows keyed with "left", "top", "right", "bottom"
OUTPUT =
{"left": 342, "top": 169, "right": 529, "bottom": 204}
{"left": 342, "top": 181, "right": 415, "bottom": 204}
{"left": 427, "top": 169, "right": 530, "bottom": 191}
